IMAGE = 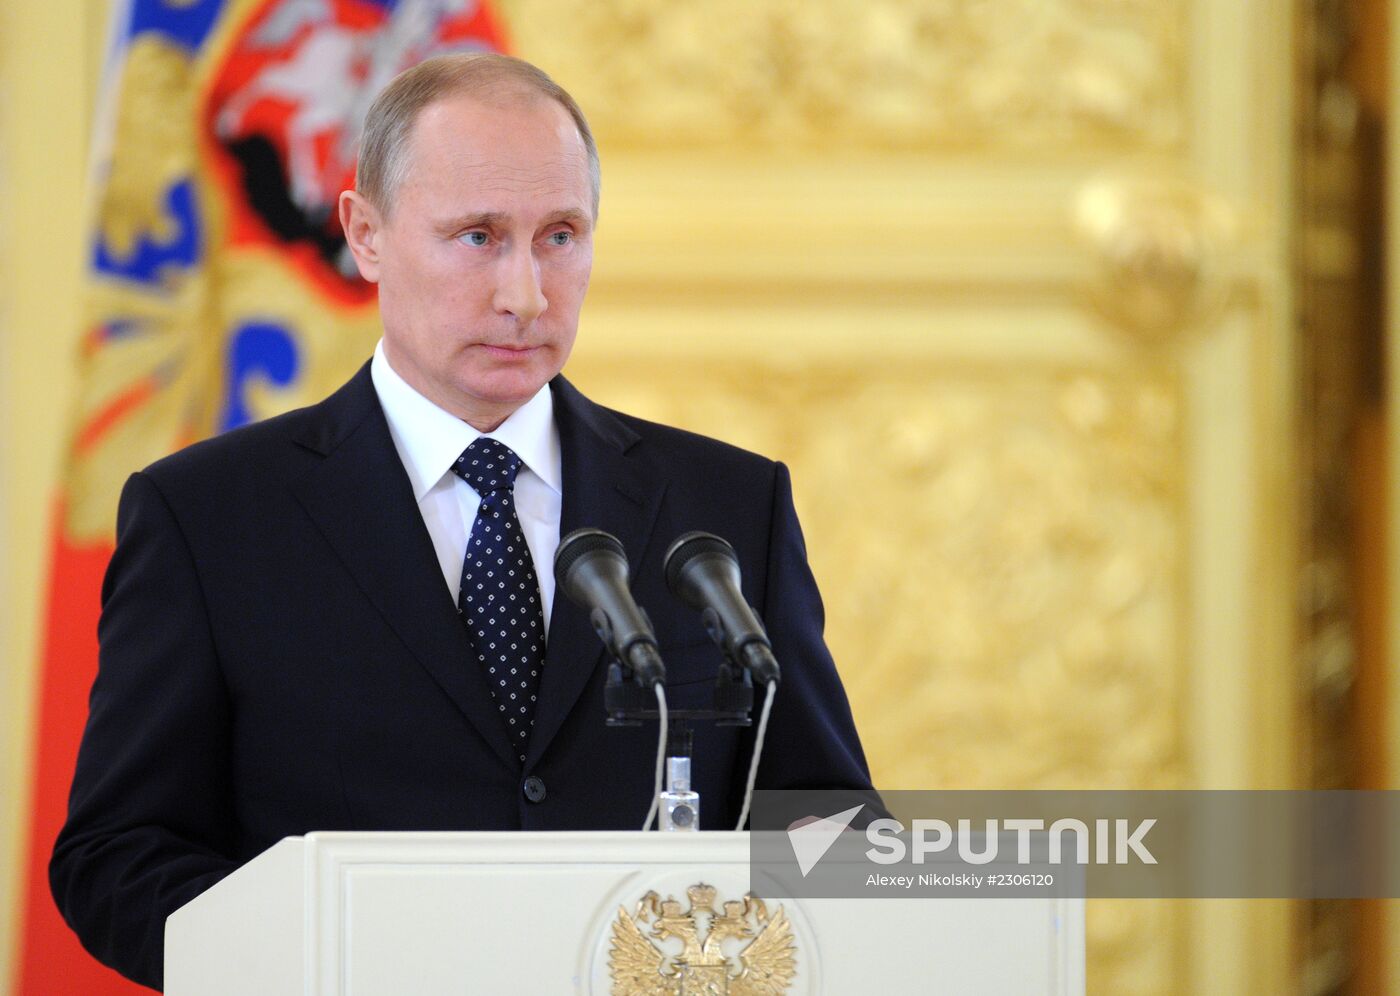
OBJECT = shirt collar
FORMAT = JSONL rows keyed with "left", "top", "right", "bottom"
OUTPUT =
{"left": 370, "top": 340, "right": 562, "bottom": 501}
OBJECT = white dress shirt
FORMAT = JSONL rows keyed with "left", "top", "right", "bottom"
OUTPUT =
{"left": 370, "top": 340, "right": 562, "bottom": 634}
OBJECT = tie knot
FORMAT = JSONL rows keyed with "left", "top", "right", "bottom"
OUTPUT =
{"left": 452, "top": 437, "right": 523, "bottom": 494}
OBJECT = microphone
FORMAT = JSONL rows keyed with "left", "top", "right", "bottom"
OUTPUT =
{"left": 664, "top": 532, "right": 781, "bottom": 684}
{"left": 554, "top": 528, "right": 666, "bottom": 687}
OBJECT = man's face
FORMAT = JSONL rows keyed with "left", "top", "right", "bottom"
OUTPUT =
{"left": 341, "top": 92, "right": 594, "bottom": 429}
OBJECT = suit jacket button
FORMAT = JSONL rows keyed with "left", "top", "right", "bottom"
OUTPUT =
{"left": 523, "top": 775, "right": 547, "bottom": 803}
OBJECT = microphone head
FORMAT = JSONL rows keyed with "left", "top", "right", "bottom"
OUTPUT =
{"left": 664, "top": 531, "right": 739, "bottom": 606}
{"left": 554, "top": 527, "right": 628, "bottom": 600}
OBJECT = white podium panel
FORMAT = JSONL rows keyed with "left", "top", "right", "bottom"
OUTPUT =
{"left": 165, "top": 831, "right": 1083, "bottom": 994}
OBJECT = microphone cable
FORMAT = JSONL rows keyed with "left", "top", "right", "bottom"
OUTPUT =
{"left": 641, "top": 682, "right": 669, "bottom": 831}
{"left": 734, "top": 679, "right": 777, "bottom": 831}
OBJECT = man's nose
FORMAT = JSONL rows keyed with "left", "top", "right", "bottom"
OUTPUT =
{"left": 493, "top": 245, "right": 547, "bottom": 325}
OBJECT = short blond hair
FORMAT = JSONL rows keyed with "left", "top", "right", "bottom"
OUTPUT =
{"left": 356, "top": 53, "right": 600, "bottom": 217}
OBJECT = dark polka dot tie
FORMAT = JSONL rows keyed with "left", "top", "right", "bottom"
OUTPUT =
{"left": 451, "top": 437, "right": 544, "bottom": 764}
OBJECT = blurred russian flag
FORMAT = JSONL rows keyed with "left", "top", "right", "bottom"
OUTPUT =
{"left": 14, "top": 2, "right": 506, "bottom": 991}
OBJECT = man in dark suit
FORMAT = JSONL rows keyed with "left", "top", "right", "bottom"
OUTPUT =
{"left": 51, "top": 53, "right": 871, "bottom": 990}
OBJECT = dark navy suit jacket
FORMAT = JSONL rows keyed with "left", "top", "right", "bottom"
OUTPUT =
{"left": 50, "top": 365, "right": 872, "bottom": 990}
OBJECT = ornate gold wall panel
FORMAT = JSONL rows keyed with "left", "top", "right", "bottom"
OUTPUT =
{"left": 498, "top": 0, "right": 1187, "bottom": 153}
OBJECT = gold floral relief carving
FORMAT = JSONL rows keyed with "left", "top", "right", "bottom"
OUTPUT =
{"left": 497, "top": 0, "right": 1185, "bottom": 152}
{"left": 569, "top": 357, "right": 1187, "bottom": 993}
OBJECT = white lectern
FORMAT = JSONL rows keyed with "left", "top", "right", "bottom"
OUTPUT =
{"left": 165, "top": 831, "right": 1083, "bottom": 994}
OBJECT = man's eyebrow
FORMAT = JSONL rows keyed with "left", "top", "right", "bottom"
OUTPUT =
{"left": 545, "top": 209, "right": 592, "bottom": 228}
{"left": 435, "top": 211, "right": 508, "bottom": 234}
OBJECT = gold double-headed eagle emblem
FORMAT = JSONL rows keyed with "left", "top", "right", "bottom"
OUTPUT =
{"left": 609, "top": 884, "right": 796, "bottom": 995}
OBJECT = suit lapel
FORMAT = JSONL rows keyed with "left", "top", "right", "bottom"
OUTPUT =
{"left": 525, "top": 376, "right": 666, "bottom": 768}
{"left": 288, "top": 366, "right": 519, "bottom": 771}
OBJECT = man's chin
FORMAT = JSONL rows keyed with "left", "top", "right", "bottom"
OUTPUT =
{"left": 447, "top": 372, "right": 556, "bottom": 427}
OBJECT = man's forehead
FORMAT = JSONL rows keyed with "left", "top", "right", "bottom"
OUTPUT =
{"left": 407, "top": 95, "right": 586, "bottom": 178}
{"left": 417, "top": 161, "right": 593, "bottom": 225}
{"left": 411, "top": 90, "right": 584, "bottom": 156}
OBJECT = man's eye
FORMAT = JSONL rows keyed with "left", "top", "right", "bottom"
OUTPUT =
{"left": 459, "top": 231, "right": 488, "bottom": 247}
{"left": 547, "top": 231, "right": 572, "bottom": 246}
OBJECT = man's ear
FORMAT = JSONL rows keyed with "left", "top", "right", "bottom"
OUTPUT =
{"left": 339, "top": 190, "right": 383, "bottom": 283}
